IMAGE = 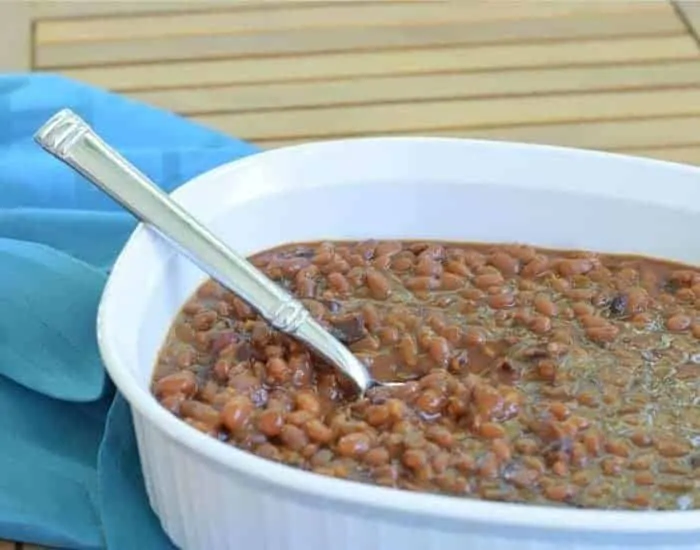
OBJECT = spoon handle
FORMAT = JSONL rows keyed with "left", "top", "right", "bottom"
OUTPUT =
{"left": 34, "top": 109, "right": 373, "bottom": 393}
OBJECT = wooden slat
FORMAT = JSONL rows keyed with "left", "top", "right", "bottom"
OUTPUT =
{"left": 675, "top": 1, "right": 700, "bottom": 35}
{"left": 34, "top": 8, "right": 685, "bottom": 68}
{"left": 131, "top": 62, "right": 700, "bottom": 116}
{"left": 29, "top": 0, "right": 393, "bottom": 19}
{"left": 35, "top": 1, "right": 671, "bottom": 44}
{"left": 58, "top": 35, "right": 699, "bottom": 92}
{"left": 192, "top": 88, "right": 700, "bottom": 141}
{"left": 0, "top": 2, "right": 31, "bottom": 70}
{"left": 252, "top": 116, "right": 700, "bottom": 152}
{"left": 621, "top": 144, "right": 700, "bottom": 165}
{"left": 0, "top": 541, "right": 15, "bottom": 550}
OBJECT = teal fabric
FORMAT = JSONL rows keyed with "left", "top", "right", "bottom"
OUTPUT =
{"left": 0, "top": 73, "right": 259, "bottom": 548}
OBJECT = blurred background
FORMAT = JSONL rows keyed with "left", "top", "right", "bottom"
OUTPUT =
{"left": 2, "top": 0, "right": 700, "bottom": 163}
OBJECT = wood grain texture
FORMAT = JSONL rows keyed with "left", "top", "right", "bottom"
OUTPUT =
{"left": 57, "top": 35, "right": 699, "bottom": 92}
{"left": 675, "top": 0, "right": 700, "bottom": 35}
{"left": 622, "top": 144, "right": 700, "bottom": 165}
{"left": 193, "top": 87, "right": 700, "bottom": 141}
{"left": 29, "top": 0, "right": 393, "bottom": 19}
{"left": 0, "top": 2, "right": 32, "bottom": 70}
{"left": 34, "top": 9, "right": 686, "bottom": 68}
{"left": 131, "top": 62, "right": 700, "bottom": 115}
{"left": 35, "top": 1, "right": 673, "bottom": 44}
{"left": 253, "top": 116, "right": 700, "bottom": 151}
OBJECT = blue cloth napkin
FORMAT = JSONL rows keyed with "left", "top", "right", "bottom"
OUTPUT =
{"left": 0, "top": 73, "right": 260, "bottom": 549}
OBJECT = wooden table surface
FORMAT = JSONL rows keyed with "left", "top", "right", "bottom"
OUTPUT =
{"left": 7, "top": 0, "right": 700, "bottom": 547}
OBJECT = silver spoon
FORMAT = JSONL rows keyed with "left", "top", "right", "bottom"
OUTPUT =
{"left": 34, "top": 109, "right": 378, "bottom": 395}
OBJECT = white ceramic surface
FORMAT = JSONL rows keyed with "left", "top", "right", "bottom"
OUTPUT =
{"left": 97, "top": 138, "right": 700, "bottom": 550}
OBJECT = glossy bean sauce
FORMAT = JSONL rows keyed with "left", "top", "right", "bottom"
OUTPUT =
{"left": 153, "top": 241, "right": 699, "bottom": 510}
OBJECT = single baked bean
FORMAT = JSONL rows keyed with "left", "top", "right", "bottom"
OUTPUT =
{"left": 521, "top": 256, "right": 549, "bottom": 278}
{"left": 634, "top": 471, "right": 655, "bottom": 486}
{"left": 440, "top": 273, "right": 466, "bottom": 290}
{"left": 656, "top": 439, "right": 690, "bottom": 458}
{"left": 631, "top": 312, "right": 654, "bottom": 330}
{"left": 666, "top": 313, "right": 691, "bottom": 332}
{"left": 405, "top": 276, "right": 439, "bottom": 291}
{"left": 192, "top": 310, "right": 217, "bottom": 331}
{"left": 400, "top": 449, "right": 427, "bottom": 474}
{"left": 623, "top": 491, "right": 651, "bottom": 508}
{"left": 366, "top": 269, "right": 391, "bottom": 300}
{"left": 544, "top": 483, "right": 574, "bottom": 502}
{"left": 220, "top": 396, "right": 253, "bottom": 433}
{"left": 585, "top": 324, "right": 619, "bottom": 343}
{"left": 295, "top": 391, "right": 321, "bottom": 416}
{"left": 601, "top": 456, "right": 625, "bottom": 476}
{"left": 428, "top": 337, "right": 451, "bottom": 366}
{"left": 398, "top": 335, "right": 419, "bottom": 367}
{"left": 364, "top": 447, "right": 390, "bottom": 466}
{"left": 474, "top": 272, "right": 504, "bottom": 289}
{"left": 479, "top": 422, "right": 506, "bottom": 439}
{"left": 581, "top": 432, "right": 602, "bottom": 456}
{"left": 528, "top": 316, "right": 552, "bottom": 334}
{"left": 445, "top": 259, "right": 470, "bottom": 277}
{"left": 463, "top": 328, "right": 485, "bottom": 347}
{"left": 629, "top": 454, "right": 654, "bottom": 470}
{"left": 580, "top": 314, "right": 606, "bottom": 328}
{"left": 605, "top": 439, "right": 631, "bottom": 458}
{"left": 415, "top": 256, "right": 443, "bottom": 277}
{"left": 521, "top": 456, "right": 545, "bottom": 474}
{"left": 336, "top": 432, "right": 372, "bottom": 458}
{"left": 551, "top": 460, "right": 569, "bottom": 477}
{"left": 391, "top": 254, "right": 414, "bottom": 272}
{"left": 506, "top": 465, "right": 540, "bottom": 488}
{"left": 185, "top": 418, "right": 216, "bottom": 435}
{"left": 659, "top": 458, "right": 691, "bottom": 475}
{"left": 365, "top": 404, "right": 391, "bottom": 427}
{"left": 280, "top": 424, "right": 309, "bottom": 451}
{"left": 571, "top": 302, "right": 594, "bottom": 317}
{"left": 488, "top": 292, "right": 515, "bottom": 309}
{"left": 160, "top": 394, "right": 184, "bottom": 414}
{"left": 492, "top": 439, "right": 512, "bottom": 461}
{"left": 425, "top": 425, "right": 455, "bottom": 448}
{"left": 533, "top": 294, "right": 557, "bottom": 317}
{"left": 154, "top": 371, "right": 197, "bottom": 399}
{"left": 478, "top": 453, "right": 499, "bottom": 478}
{"left": 181, "top": 400, "right": 220, "bottom": 429}
{"left": 431, "top": 451, "right": 451, "bottom": 474}
{"left": 374, "top": 241, "right": 402, "bottom": 258}
{"left": 376, "top": 326, "right": 400, "bottom": 345}
{"left": 257, "top": 409, "right": 284, "bottom": 437}
{"left": 415, "top": 389, "right": 445, "bottom": 416}
{"left": 548, "top": 402, "right": 570, "bottom": 421}
{"left": 440, "top": 325, "right": 462, "bottom": 346}
{"left": 327, "top": 272, "right": 351, "bottom": 294}
{"left": 488, "top": 251, "right": 519, "bottom": 276}
{"left": 350, "top": 335, "right": 380, "bottom": 353}
{"left": 266, "top": 357, "right": 291, "bottom": 385}
{"left": 630, "top": 430, "right": 654, "bottom": 447}
{"left": 198, "top": 381, "right": 219, "bottom": 404}
{"left": 568, "top": 289, "right": 596, "bottom": 302}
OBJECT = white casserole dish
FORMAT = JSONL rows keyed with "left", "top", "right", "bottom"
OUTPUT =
{"left": 97, "top": 138, "right": 700, "bottom": 550}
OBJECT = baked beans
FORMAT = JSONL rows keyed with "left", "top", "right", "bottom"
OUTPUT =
{"left": 153, "top": 241, "right": 699, "bottom": 511}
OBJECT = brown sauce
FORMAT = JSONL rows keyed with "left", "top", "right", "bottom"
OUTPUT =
{"left": 152, "top": 241, "right": 699, "bottom": 511}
